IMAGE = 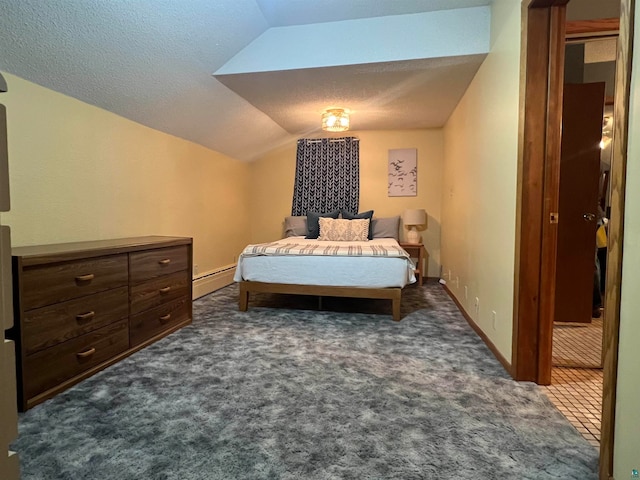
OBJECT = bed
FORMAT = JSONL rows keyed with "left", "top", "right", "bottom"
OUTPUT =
{"left": 234, "top": 215, "right": 416, "bottom": 321}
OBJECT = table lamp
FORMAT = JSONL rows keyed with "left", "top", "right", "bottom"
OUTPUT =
{"left": 403, "top": 209, "right": 426, "bottom": 244}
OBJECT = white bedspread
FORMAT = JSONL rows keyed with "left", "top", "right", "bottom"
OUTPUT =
{"left": 234, "top": 237, "right": 416, "bottom": 288}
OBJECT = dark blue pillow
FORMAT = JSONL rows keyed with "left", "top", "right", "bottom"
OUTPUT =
{"left": 341, "top": 209, "right": 374, "bottom": 240}
{"left": 305, "top": 210, "right": 340, "bottom": 239}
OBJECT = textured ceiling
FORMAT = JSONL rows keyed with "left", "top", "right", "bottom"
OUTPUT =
{"left": 0, "top": 0, "right": 493, "bottom": 161}
{"left": 216, "top": 55, "right": 487, "bottom": 134}
{"left": 254, "top": 0, "right": 493, "bottom": 26}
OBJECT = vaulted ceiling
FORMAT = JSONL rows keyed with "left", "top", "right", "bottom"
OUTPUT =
{"left": 0, "top": 0, "right": 494, "bottom": 161}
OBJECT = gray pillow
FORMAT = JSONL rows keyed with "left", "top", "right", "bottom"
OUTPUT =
{"left": 371, "top": 216, "right": 401, "bottom": 240}
{"left": 284, "top": 216, "right": 307, "bottom": 237}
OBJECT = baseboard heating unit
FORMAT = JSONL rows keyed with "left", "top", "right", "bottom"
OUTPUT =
{"left": 193, "top": 264, "right": 237, "bottom": 299}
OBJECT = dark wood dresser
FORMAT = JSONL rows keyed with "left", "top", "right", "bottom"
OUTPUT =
{"left": 9, "top": 236, "right": 193, "bottom": 410}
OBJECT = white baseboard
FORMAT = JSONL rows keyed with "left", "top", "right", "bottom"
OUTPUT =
{"left": 192, "top": 264, "right": 236, "bottom": 299}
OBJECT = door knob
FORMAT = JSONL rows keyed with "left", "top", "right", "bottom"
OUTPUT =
{"left": 583, "top": 213, "right": 596, "bottom": 221}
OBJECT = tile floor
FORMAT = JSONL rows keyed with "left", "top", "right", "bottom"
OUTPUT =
{"left": 552, "top": 318, "right": 603, "bottom": 369}
{"left": 541, "top": 367, "right": 603, "bottom": 448}
{"left": 541, "top": 315, "right": 604, "bottom": 449}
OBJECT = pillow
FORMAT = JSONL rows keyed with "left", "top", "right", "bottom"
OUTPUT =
{"left": 340, "top": 209, "right": 374, "bottom": 240}
{"left": 371, "top": 216, "right": 401, "bottom": 240}
{"left": 284, "top": 216, "right": 307, "bottom": 237}
{"left": 318, "top": 218, "right": 370, "bottom": 242}
{"left": 305, "top": 210, "right": 340, "bottom": 239}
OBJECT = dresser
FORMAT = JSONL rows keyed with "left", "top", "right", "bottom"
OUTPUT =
{"left": 9, "top": 236, "right": 192, "bottom": 411}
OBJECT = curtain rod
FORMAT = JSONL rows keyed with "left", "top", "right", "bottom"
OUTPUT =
{"left": 299, "top": 138, "right": 359, "bottom": 144}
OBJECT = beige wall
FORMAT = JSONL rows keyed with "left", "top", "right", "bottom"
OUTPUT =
{"left": 440, "top": 0, "right": 521, "bottom": 359}
{"left": 0, "top": 73, "right": 251, "bottom": 276}
{"left": 249, "top": 129, "right": 444, "bottom": 277}
{"left": 613, "top": 2, "right": 640, "bottom": 474}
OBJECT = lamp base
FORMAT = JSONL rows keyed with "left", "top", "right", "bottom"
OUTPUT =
{"left": 406, "top": 228, "right": 421, "bottom": 244}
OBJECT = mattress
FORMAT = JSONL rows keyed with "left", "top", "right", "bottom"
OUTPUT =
{"left": 234, "top": 237, "right": 416, "bottom": 288}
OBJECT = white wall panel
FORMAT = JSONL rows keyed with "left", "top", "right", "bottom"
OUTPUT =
{"left": 1, "top": 74, "right": 20, "bottom": 480}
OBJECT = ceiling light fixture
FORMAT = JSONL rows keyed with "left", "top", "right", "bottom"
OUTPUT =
{"left": 322, "top": 108, "right": 350, "bottom": 132}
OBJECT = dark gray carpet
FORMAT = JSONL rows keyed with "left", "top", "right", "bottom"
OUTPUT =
{"left": 13, "top": 281, "right": 598, "bottom": 479}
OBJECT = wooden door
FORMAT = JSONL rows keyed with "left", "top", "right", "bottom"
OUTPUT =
{"left": 554, "top": 82, "right": 605, "bottom": 323}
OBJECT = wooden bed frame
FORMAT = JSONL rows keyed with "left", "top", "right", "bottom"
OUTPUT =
{"left": 238, "top": 281, "right": 403, "bottom": 321}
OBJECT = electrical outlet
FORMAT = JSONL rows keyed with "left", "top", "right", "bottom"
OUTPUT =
{"left": 492, "top": 310, "right": 497, "bottom": 330}
{"left": 464, "top": 286, "right": 468, "bottom": 300}
{"left": 474, "top": 297, "right": 479, "bottom": 314}
{"left": 194, "top": 264, "right": 199, "bottom": 275}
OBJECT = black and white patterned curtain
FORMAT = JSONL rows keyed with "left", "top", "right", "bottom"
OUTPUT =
{"left": 291, "top": 137, "right": 359, "bottom": 215}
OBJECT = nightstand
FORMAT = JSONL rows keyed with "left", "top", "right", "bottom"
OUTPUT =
{"left": 400, "top": 242, "right": 426, "bottom": 286}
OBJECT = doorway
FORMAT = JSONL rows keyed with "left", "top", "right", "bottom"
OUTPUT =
{"left": 543, "top": 35, "right": 617, "bottom": 449}
{"left": 513, "top": 1, "right": 630, "bottom": 479}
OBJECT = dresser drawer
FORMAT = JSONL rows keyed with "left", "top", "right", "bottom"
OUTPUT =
{"left": 21, "top": 254, "right": 128, "bottom": 310}
{"left": 129, "top": 245, "right": 189, "bottom": 284}
{"left": 130, "top": 270, "right": 190, "bottom": 315}
{"left": 23, "top": 319, "right": 129, "bottom": 400}
{"left": 22, "top": 286, "right": 129, "bottom": 355}
{"left": 130, "top": 297, "right": 190, "bottom": 347}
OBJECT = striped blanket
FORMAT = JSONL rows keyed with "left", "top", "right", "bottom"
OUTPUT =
{"left": 239, "top": 238, "right": 412, "bottom": 260}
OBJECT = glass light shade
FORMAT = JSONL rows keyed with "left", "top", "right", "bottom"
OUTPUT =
{"left": 322, "top": 109, "right": 350, "bottom": 132}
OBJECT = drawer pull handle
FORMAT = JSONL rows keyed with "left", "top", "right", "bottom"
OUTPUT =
{"left": 75, "top": 273, "right": 95, "bottom": 282}
{"left": 76, "top": 347, "right": 96, "bottom": 359}
{"left": 158, "top": 258, "right": 171, "bottom": 265}
{"left": 76, "top": 311, "right": 96, "bottom": 322}
{"left": 159, "top": 286, "right": 171, "bottom": 294}
{"left": 159, "top": 314, "right": 171, "bottom": 322}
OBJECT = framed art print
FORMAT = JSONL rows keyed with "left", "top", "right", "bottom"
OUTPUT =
{"left": 388, "top": 148, "right": 417, "bottom": 197}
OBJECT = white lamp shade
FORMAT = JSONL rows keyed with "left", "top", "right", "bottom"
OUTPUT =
{"left": 403, "top": 209, "right": 426, "bottom": 244}
{"left": 403, "top": 209, "right": 427, "bottom": 226}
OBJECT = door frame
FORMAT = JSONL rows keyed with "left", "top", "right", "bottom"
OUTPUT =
{"left": 513, "top": 1, "right": 633, "bottom": 479}
{"left": 512, "top": 0, "right": 567, "bottom": 384}
{"left": 598, "top": 1, "right": 633, "bottom": 477}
